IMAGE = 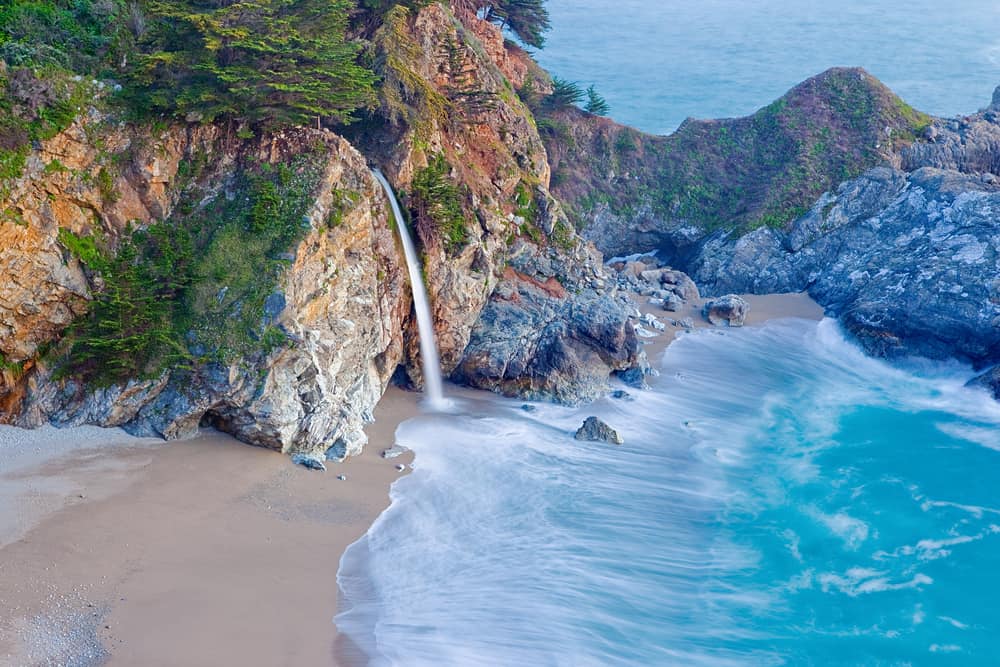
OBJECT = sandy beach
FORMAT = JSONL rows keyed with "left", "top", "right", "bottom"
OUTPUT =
{"left": 0, "top": 389, "right": 419, "bottom": 667}
{"left": 0, "top": 292, "right": 821, "bottom": 667}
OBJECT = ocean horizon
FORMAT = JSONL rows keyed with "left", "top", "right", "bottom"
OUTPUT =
{"left": 537, "top": 0, "right": 1000, "bottom": 134}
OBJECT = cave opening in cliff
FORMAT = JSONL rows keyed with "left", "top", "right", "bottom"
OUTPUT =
{"left": 199, "top": 408, "right": 235, "bottom": 435}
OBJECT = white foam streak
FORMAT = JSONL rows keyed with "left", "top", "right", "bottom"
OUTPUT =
{"left": 337, "top": 317, "right": 1000, "bottom": 665}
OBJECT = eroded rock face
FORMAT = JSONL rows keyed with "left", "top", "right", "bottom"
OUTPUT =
{"left": 10, "top": 127, "right": 409, "bottom": 457}
{"left": 1, "top": 1, "right": 647, "bottom": 453}
{"left": 687, "top": 166, "right": 1000, "bottom": 365}
{"left": 362, "top": 1, "right": 642, "bottom": 403}
{"left": 453, "top": 241, "right": 640, "bottom": 404}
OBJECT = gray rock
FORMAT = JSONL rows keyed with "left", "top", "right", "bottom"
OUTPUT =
{"left": 662, "top": 293, "right": 684, "bottom": 312}
{"left": 702, "top": 295, "right": 749, "bottom": 327}
{"left": 520, "top": 404, "right": 537, "bottom": 412}
{"left": 395, "top": 464, "right": 407, "bottom": 472}
{"left": 679, "top": 317, "right": 695, "bottom": 329}
{"left": 610, "top": 389, "right": 633, "bottom": 400}
{"left": 452, "top": 252, "right": 643, "bottom": 405}
{"left": 292, "top": 454, "right": 326, "bottom": 471}
{"left": 337, "top": 474, "right": 347, "bottom": 481}
{"left": 642, "top": 313, "right": 666, "bottom": 331}
{"left": 263, "top": 291, "right": 286, "bottom": 323}
{"left": 325, "top": 439, "right": 348, "bottom": 462}
{"left": 574, "top": 416, "right": 624, "bottom": 445}
{"left": 616, "top": 366, "right": 646, "bottom": 389}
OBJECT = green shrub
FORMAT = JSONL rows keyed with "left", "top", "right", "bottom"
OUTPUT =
{"left": 56, "top": 143, "right": 329, "bottom": 384}
{"left": 411, "top": 154, "right": 468, "bottom": 253}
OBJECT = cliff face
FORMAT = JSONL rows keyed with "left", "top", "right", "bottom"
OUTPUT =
{"left": 546, "top": 67, "right": 1000, "bottom": 371}
{"left": 2, "top": 119, "right": 410, "bottom": 457}
{"left": 0, "top": 1, "right": 643, "bottom": 454}
{"left": 352, "top": 1, "right": 640, "bottom": 402}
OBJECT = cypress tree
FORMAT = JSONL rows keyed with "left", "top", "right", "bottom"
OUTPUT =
{"left": 478, "top": 0, "right": 550, "bottom": 49}
{"left": 130, "top": 0, "right": 377, "bottom": 126}
{"left": 584, "top": 85, "right": 610, "bottom": 116}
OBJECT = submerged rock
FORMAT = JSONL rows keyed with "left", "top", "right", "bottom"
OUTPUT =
{"left": 702, "top": 295, "right": 749, "bottom": 327}
{"left": 291, "top": 454, "right": 326, "bottom": 472}
{"left": 968, "top": 367, "right": 1000, "bottom": 399}
{"left": 574, "top": 416, "right": 624, "bottom": 445}
{"left": 381, "top": 445, "right": 408, "bottom": 459}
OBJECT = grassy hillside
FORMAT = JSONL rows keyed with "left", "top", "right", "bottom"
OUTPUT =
{"left": 542, "top": 67, "right": 931, "bottom": 235}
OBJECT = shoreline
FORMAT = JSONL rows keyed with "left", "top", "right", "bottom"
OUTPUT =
{"left": 0, "top": 292, "right": 821, "bottom": 666}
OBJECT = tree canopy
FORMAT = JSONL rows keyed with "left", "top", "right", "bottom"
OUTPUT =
{"left": 127, "top": 0, "right": 377, "bottom": 126}
{"left": 585, "top": 85, "right": 610, "bottom": 116}
{"left": 477, "top": 0, "right": 551, "bottom": 49}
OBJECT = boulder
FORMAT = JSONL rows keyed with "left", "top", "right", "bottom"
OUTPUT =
{"left": 291, "top": 454, "right": 326, "bottom": 471}
{"left": 662, "top": 293, "right": 684, "bottom": 312}
{"left": 574, "top": 416, "right": 624, "bottom": 445}
{"left": 702, "top": 295, "right": 749, "bottom": 327}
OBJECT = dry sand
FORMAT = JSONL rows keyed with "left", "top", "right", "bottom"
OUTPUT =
{"left": 0, "top": 292, "right": 823, "bottom": 666}
{"left": 0, "top": 388, "right": 419, "bottom": 667}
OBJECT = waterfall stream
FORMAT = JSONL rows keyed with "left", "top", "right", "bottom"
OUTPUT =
{"left": 372, "top": 169, "right": 446, "bottom": 408}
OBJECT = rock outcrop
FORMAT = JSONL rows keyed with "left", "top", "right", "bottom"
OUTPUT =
{"left": 0, "top": 1, "right": 644, "bottom": 457}
{"left": 547, "top": 69, "right": 1000, "bottom": 371}
{"left": 453, "top": 240, "right": 639, "bottom": 404}
{"left": 574, "top": 416, "right": 623, "bottom": 445}
{"left": 543, "top": 67, "right": 931, "bottom": 259}
{"left": 5, "top": 125, "right": 410, "bottom": 457}
{"left": 352, "top": 1, "right": 642, "bottom": 401}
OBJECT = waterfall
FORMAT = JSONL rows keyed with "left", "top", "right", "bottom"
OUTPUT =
{"left": 372, "top": 169, "right": 446, "bottom": 408}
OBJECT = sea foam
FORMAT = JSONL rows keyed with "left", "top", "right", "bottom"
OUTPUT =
{"left": 338, "top": 318, "right": 1000, "bottom": 665}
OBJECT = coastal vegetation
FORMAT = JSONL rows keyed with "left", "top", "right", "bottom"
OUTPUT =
{"left": 542, "top": 67, "right": 933, "bottom": 234}
{"left": 57, "top": 146, "right": 328, "bottom": 385}
{"left": 411, "top": 153, "right": 469, "bottom": 254}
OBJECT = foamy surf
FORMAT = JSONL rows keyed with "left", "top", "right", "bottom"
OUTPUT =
{"left": 337, "top": 318, "right": 1000, "bottom": 665}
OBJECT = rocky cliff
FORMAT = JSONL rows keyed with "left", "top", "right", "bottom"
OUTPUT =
{"left": 348, "top": 2, "right": 640, "bottom": 402}
{"left": 2, "top": 119, "right": 411, "bottom": 458}
{"left": 546, "top": 71, "right": 1000, "bottom": 374}
{"left": 0, "top": 1, "right": 643, "bottom": 456}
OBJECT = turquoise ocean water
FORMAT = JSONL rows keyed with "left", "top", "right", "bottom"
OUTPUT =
{"left": 537, "top": 0, "right": 1000, "bottom": 134}
{"left": 338, "top": 320, "right": 1000, "bottom": 665}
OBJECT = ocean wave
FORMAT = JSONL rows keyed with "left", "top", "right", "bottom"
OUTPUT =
{"left": 337, "top": 317, "right": 1000, "bottom": 664}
